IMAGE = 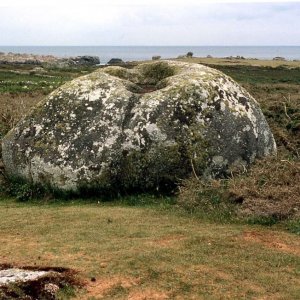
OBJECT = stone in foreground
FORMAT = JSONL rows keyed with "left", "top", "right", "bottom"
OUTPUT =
{"left": 2, "top": 61, "right": 276, "bottom": 193}
{"left": 0, "top": 269, "right": 49, "bottom": 286}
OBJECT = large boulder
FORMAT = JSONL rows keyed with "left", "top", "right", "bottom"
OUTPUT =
{"left": 2, "top": 61, "right": 276, "bottom": 193}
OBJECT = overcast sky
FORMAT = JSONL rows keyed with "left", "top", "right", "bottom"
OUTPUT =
{"left": 0, "top": 0, "right": 299, "bottom": 46}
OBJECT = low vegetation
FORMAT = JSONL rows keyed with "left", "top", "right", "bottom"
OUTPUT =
{"left": 0, "top": 59, "right": 299, "bottom": 299}
{"left": 141, "top": 61, "right": 176, "bottom": 84}
{"left": 0, "top": 93, "right": 44, "bottom": 137}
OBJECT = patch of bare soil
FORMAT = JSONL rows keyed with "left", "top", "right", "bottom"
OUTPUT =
{"left": 146, "top": 235, "right": 187, "bottom": 248}
{"left": 128, "top": 288, "right": 169, "bottom": 300}
{"left": 0, "top": 264, "right": 82, "bottom": 300}
{"left": 242, "top": 230, "right": 300, "bottom": 256}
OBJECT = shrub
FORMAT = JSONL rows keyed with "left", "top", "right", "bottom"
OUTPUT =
{"left": 4, "top": 177, "right": 46, "bottom": 201}
{"left": 0, "top": 93, "right": 43, "bottom": 137}
{"left": 178, "top": 153, "right": 300, "bottom": 223}
{"left": 152, "top": 56, "right": 161, "bottom": 61}
{"left": 178, "top": 177, "right": 236, "bottom": 223}
{"left": 141, "top": 61, "right": 175, "bottom": 84}
{"left": 228, "top": 155, "right": 300, "bottom": 220}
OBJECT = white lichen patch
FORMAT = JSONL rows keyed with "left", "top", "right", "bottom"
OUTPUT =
{"left": 0, "top": 269, "right": 50, "bottom": 286}
{"left": 145, "top": 123, "right": 167, "bottom": 142}
{"left": 212, "top": 155, "right": 228, "bottom": 166}
{"left": 243, "top": 125, "right": 251, "bottom": 132}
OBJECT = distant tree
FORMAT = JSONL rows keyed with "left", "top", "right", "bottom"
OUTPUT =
{"left": 186, "top": 52, "right": 193, "bottom": 58}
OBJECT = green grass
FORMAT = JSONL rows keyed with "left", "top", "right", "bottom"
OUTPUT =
{"left": 0, "top": 196, "right": 299, "bottom": 299}
{"left": 0, "top": 65, "right": 98, "bottom": 94}
{"left": 210, "top": 65, "right": 300, "bottom": 85}
{"left": 0, "top": 70, "right": 67, "bottom": 93}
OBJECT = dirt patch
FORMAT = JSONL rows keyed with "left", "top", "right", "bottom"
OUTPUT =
{"left": 146, "top": 235, "right": 187, "bottom": 248}
{"left": 0, "top": 264, "right": 82, "bottom": 300}
{"left": 242, "top": 231, "right": 300, "bottom": 256}
{"left": 128, "top": 288, "right": 169, "bottom": 300}
{"left": 84, "top": 276, "right": 140, "bottom": 299}
{"left": 192, "top": 264, "right": 234, "bottom": 281}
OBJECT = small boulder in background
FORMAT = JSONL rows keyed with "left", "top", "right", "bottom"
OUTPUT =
{"left": 107, "top": 58, "right": 124, "bottom": 65}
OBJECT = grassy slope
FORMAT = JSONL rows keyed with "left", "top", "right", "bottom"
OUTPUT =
{"left": 0, "top": 197, "right": 299, "bottom": 299}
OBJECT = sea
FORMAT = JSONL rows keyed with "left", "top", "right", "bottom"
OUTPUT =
{"left": 0, "top": 46, "right": 299, "bottom": 64}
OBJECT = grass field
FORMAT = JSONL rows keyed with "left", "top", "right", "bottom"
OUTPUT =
{"left": 0, "top": 59, "right": 299, "bottom": 299}
{"left": 177, "top": 56, "right": 300, "bottom": 68}
{"left": 0, "top": 197, "right": 299, "bottom": 299}
{"left": 0, "top": 65, "right": 98, "bottom": 94}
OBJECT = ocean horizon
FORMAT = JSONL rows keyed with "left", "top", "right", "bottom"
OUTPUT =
{"left": 0, "top": 46, "right": 299, "bottom": 64}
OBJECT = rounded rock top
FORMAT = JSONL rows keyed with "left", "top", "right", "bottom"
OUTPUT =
{"left": 2, "top": 60, "right": 276, "bottom": 194}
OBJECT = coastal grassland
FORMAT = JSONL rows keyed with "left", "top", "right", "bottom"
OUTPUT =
{"left": 0, "top": 61, "right": 299, "bottom": 221}
{"left": 0, "top": 65, "right": 66, "bottom": 94}
{"left": 0, "top": 60, "right": 300, "bottom": 299}
{"left": 0, "top": 197, "right": 299, "bottom": 299}
{"left": 177, "top": 56, "right": 300, "bottom": 68}
{"left": 0, "top": 64, "right": 98, "bottom": 94}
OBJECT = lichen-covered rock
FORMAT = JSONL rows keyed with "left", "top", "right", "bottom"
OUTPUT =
{"left": 2, "top": 61, "right": 276, "bottom": 193}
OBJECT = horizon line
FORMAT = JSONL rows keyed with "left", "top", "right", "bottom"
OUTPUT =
{"left": 1, "top": 45, "right": 300, "bottom": 47}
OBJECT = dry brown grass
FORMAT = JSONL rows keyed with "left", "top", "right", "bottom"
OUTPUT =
{"left": 0, "top": 92, "right": 43, "bottom": 138}
{"left": 178, "top": 155, "right": 300, "bottom": 221}
{"left": 229, "top": 155, "right": 300, "bottom": 219}
{"left": 245, "top": 83, "right": 300, "bottom": 157}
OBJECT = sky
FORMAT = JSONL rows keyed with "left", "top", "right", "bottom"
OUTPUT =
{"left": 0, "top": 0, "right": 299, "bottom": 46}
